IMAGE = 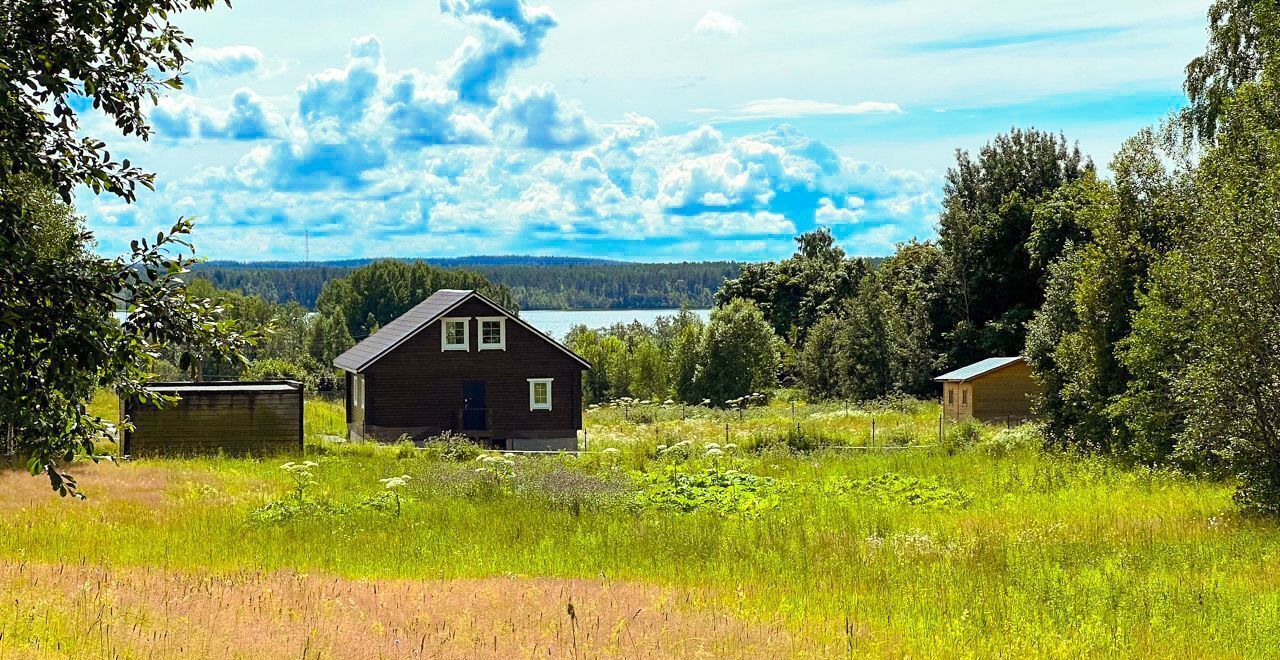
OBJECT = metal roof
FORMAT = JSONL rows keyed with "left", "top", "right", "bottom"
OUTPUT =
{"left": 332, "top": 289, "right": 591, "bottom": 372}
{"left": 145, "top": 382, "right": 300, "bottom": 393}
{"left": 933, "top": 356, "right": 1025, "bottom": 382}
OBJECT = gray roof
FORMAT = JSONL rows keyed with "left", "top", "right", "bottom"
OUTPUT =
{"left": 333, "top": 289, "right": 590, "bottom": 372}
{"left": 934, "top": 356, "right": 1025, "bottom": 382}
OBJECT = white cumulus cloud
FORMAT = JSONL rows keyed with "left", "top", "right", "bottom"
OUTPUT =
{"left": 693, "top": 10, "right": 745, "bottom": 38}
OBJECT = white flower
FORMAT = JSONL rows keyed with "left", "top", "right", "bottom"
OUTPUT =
{"left": 705, "top": 448, "right": 724, "bottom": 457}
{"left": 603, "top": 447, "right": 621, "bottom": 454}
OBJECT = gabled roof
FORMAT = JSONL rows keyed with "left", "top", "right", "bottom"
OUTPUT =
{"left": 333, "top": 289, "right": 590, "bottom": 372}
{"left": 934, "top": 356, "right": 1025, "bottom": 382}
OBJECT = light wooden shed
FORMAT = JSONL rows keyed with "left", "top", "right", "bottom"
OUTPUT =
{"left": 935, "top": 357, "right": 1041, "bottom": 423}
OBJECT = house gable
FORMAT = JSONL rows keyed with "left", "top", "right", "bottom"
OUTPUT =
{"left": 333, "top": 289, "right": 590, "bottom": 373}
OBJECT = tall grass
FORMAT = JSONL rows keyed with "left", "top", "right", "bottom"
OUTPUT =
{"left": 2, "top": 397, "right": 1278, "bottom": 657}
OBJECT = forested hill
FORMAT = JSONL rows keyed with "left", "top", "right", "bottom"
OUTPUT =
{"left": 190, "top": 257, "right": 741, "bottom": 310}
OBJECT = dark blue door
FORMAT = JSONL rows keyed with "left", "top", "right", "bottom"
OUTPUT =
{"left": 462, "top": 380, "right": 487, "bottom": 431}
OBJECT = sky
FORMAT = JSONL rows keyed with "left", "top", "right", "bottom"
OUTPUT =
{"left": 79, "top": 0, "right": 1211, "bottom": 263}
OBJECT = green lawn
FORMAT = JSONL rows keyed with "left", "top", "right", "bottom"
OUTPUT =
{"left": 2, "top": 396, "right": 1278, "bottom": 658}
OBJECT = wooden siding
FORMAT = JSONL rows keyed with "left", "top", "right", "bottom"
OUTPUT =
{"left": 361, "top": 298, "right": 583, "bottom": 444}
{"left": 122, "top": 382, "right": 302, "bottom": 456}
{"left": 942, "top": 382, "right": 974, "bottom": 422}
{"left": 969, "top": 361, "right": 1041, "bottom": 422}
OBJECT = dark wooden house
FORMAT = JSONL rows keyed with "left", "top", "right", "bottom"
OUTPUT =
{"left": 121, "top": 381, "right": 303, "bottom": 456}
{"left": 333, "top": 289, "right": 591, "bottom": 451}
{"left": 935, "top": 357, "right": 1041, "bottom": 423}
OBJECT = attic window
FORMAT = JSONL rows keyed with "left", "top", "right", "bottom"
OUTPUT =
{"left": 478, "top": 317, "right": 506, "bottom": 350}
{"left": 442, "top": 318, "right": 469, "bottom": 351}
{"left": 528, "top": 378, "right": 553, "bottom": 411}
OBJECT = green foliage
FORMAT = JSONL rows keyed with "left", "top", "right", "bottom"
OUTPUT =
{"left": 824, "top": 473, "right": 972, "bottom": 509}
{"left": 1179, "top": 0, "right": 1280, "bottom": 146}
{"left": 244, "top": 358, "right": 315, "bottom": 391}
{"left": 696, "top": 299, "right": 778, "bottom": 405}
{"left": 943, "top": 420, "right": 983, "bottom": 455}
{"left": 637, "top": 467, "right": 786, "bottom": 517}
{"left": 978, "top": 424, "right": 1044, "bottom": 458}
{"left": 566, "top": 308, "right": 706, "bottom": 404}
{"left": 938, "top": 128, "right": 1093, "bottom": 365}
{"left": 717, "top": 228, "right": 874, "bottom": 343}
{"left": 0, "top": 0, "right": 251, "bottom": 495}
{"left": 420, "top": 431, "right": 484, "bottom": 462}
{"left": 1024, "top": 131, "right": 1185, "bottom": 457}
{"left": 314, "top": 259, "right": 517, "bottom": 340}
{"left": 194, "top": 259, "right": 739, "bottom": 310}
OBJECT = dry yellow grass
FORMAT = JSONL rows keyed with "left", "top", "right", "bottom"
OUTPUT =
{"left": 0, "top": 561, "right": 804, "bottom": 659}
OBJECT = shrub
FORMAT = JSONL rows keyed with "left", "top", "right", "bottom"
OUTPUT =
{"left": 943, "top": 420, "right": 983, "bottom": 455}
{"left": 883, "top": 425, "right": 917, "bottom": 447}
{"left": 421, "top": 431, "right": 483, "bottom": 462}
{"left": 979, "top": 424, "right": 1044, "bottom": 458}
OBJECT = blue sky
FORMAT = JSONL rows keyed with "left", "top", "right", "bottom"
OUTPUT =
{"left": 80, "top": 0, "right": 1209, "bottom": 262}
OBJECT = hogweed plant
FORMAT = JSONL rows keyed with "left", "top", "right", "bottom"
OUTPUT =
{"left": 378, "top": 475, "right": 412, "bottom": 516}
{"left": 280, "top": 461, "right": 319, "bottom": 504}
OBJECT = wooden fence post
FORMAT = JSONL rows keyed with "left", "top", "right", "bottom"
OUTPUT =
{"left": 871, "top": 417, "right": 876, "bottom": 448}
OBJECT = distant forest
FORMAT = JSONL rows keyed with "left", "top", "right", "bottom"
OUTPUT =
{"left": 190, "top": 257, "right": 742, "bottom": 310}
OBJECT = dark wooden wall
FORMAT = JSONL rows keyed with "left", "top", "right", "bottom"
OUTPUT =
{"left": 122, "top": 382, "right": 303, "bottom": 456}
{"left": 361, "top": 298, "right": 584, "bottom": 442}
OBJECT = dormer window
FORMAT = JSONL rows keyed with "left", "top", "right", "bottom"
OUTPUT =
{"left": 478, "top": 316, "right": 506, "bottom": 350}
{"left": 442, "top": 318, "right": 469, "bottom": 351}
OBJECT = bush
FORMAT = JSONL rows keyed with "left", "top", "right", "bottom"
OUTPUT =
{"left": 421, "top": 431, "right": 483, "bottom": 462}
{"left": 979, "top": 424, "right": 1044, "bottom": 458}
{"left": 943, "top": 420, "right": 983, "bottom": 455}
{"left": 883, "top": 425, "right": 917, "bottom": 447}
{"left": 244, "top": 358, "right": 316, "bottom": 392}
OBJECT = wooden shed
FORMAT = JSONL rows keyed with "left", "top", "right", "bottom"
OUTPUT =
{"left": 935, "top": 357, "right": 1041, "bottom": 423}
{"left": 121, "top": 381, "right": 303, "bottom": 457}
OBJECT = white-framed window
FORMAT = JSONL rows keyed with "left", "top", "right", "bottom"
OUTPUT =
{"left": 353, "top": 374, "right": 365, "bottom": 408}
{"left": 528, "top": 378, "right": 553, "bottom": 411}
{"left": 441, "top": 317, "right": 469, "bottom": 351}
{"left": 478, "top": 316, "right": 506, "bottom": 351}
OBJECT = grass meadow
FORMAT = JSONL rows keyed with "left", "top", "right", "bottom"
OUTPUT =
{"left": 1, "top": 395, "right": 1278, "bottom": 658}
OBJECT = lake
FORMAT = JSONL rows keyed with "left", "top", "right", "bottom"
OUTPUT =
{"left": 114, "top": 308, "right": 710, "bottom": 341}
{"left": 521, "top": 309, "right": 710, "bottom": 340}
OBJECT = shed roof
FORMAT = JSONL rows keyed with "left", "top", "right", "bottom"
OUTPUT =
{"left": 332, "top": 289, "right": 590, "bottom": 372}
{"left": 144, "top": 382, "right": 300, "bottom": 393}
{"left": 934, "top": 356, "right": 1025, "bottom": 382}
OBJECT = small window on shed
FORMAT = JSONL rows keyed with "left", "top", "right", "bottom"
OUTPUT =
{"left": 478, "top": 317, "right": 506, "bottom": 350}
{"left": 442, "top": 318, "right": 469, "bottom": 351}
{"left": 528, "top": 378, "right": 553, "bottom": 411}
{"left": 961, "top": 388, "right": 968, "bottom": 405}
{"left": 948, "top": 387, "right": 954, "bottom": 405}
{"left": 354, "top": 375, "right": 364, "bottom": 408}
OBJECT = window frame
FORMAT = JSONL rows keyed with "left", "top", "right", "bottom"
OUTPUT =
{"left": 441, "top": 317, "right": 470, "bottom": 351}
{"left": 961, "top": 387, "right": 968, "bottom": 405}
{"left": 528, "top": 378, "right": 553, "bottom": 411}
{"left": 353, "top": 374, "right": 365, "bottom": 409}
{"left": 477, "top": 316, "right": 506, "bottom": 351}
{"left": 947, "top": 387, "right": 954, "bottom": 405}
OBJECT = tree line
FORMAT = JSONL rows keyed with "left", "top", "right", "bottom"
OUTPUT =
{"left": 191, "top": 259, "right": 740, "bottom": 310}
